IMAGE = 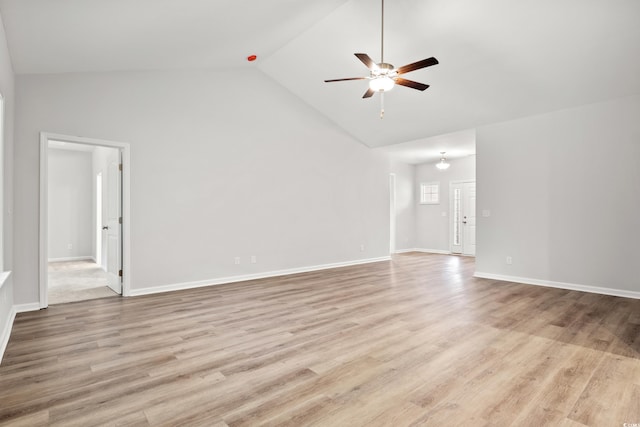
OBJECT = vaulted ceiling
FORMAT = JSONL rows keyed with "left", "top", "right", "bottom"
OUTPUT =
{"left": 1, "top": 0, "right": 639, "bottom": 150}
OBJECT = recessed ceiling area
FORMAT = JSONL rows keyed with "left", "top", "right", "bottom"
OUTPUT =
{"left": 1, "top": 0, "right": 639, "bottom": 151}
{"left": 375, "top": 129, "right": 475, "bottom": 165}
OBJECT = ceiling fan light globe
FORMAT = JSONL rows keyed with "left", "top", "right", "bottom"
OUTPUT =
{"left": 436, "top": 160, "right": 450, "bottom": 170}
{"left": 369, "top": 76, "right": 395, "bottom": 92}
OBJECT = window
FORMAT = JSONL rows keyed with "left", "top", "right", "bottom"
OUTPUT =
{"left": 420, "top": 182, "right": 439, "bottom": 204}
{"left": 453, "top": 188, "right": 461, "bottom": 246}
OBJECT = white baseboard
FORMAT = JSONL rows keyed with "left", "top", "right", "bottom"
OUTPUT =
{"left": 396, "top": 248, "right": 452, "bottom": 255}
{"left": 0, "top": 306, "right": 16, "bottom": 365}
{"left": 0, "top": 303, "right": 45, "bottom": 364}
{"left": 474, "top": 272, "right": 640, "bottom": 300}
{"left": 415, "top": 248, "right": 452, "bottom": 255}
{"left": 48, "top": 256, "right": 94, "bottom": 263}
{"left": 130, "top": 256, "right": 391, "bottom": 297}
{"left": 393, "top": 248, "right": 416, "bottom": 254}
{"left": 14, "top": 303, "right": 42, "bottom": 313}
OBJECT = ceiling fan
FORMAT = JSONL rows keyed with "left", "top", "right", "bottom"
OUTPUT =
{"left": 324, "top": 0, "right": 438, "bottom": 118}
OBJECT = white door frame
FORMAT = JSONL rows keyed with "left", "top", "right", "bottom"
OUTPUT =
{"left": 389, "top": 173, "right": 396, "bottom": 254}
{"left": 39, "top": 132, "right": 132, "bottom": 308}
{"left": 449, "top": 179, "right": 476, "bottom": 255}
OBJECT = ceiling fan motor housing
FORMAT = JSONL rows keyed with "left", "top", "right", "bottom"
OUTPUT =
{"left": 371, "top": 62, "right": 396, "bottom": 77}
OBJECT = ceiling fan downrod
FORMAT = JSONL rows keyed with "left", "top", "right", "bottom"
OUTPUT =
{"left": 381, "top": 0, "right": 385, "bottom": 64}
{"left": 380, "top": 0, "right": 385, "bottom": 119}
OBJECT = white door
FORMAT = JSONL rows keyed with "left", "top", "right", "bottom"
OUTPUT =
{"left": 389, "top": 174, "right": 396, "bottom": 254}
{"left": 462, "top": 182, "right": 476, "bottom": 255}
{"left": 106, "top": 150, "right": 122, "bottom": 294}
{"left": 95, "top": 172, "right": 102, "bottom": 267}
{"left": 451, "top": 181, "right": 476, "bottom": 256}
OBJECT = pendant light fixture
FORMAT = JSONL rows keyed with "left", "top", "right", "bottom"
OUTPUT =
{"left": 436, "top": 152, "right": 450, "bottom": 170}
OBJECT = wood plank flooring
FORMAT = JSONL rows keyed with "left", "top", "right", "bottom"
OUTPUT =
{"left": 1, "top": 253, "right": 639, "bottom": 426}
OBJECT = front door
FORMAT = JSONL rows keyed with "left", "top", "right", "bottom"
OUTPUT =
{"left": 462, "top": 182, "right": 476, "bottom": 255}
{"left": 451, "top": 181, "right": 476, "bottom": 256}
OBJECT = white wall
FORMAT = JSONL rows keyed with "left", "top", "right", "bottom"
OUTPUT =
{"left": 13, "top": 68, "right": 390, "bottom": 304}
{"left": 390, "top": 161, "right": 415, "bottom": 251}
{"left": 0, "top": 10, "right": 15, "bottom": 363}
{"left": 48, "top": 148, "right": 93, "bottom": 260}
{"left": 476, "top": 95, "right": 640, "bottom": 294}
{"left": 415, "top": 156, "right": 476, "bottom": 252}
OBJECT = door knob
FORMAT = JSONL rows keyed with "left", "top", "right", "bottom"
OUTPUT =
{"left": 102, "top": 226, "right": 109, "bottom": 230}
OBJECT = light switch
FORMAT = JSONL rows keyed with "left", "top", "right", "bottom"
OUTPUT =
{"left": 482, "top": 210, "right": 491, "bottom": 217}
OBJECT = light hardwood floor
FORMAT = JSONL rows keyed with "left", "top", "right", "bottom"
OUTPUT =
{"left": 1, "top": 253, "right": 639, "bottom": 426}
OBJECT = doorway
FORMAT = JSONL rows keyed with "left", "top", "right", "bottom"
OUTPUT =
{"left": 96, "top": 172, "right": 102, "bottom": 267}
{"left": 39, "top": 133, "right": 131, "bottom": 308}
{"left": 451, "top": 180, "right": 476, "bottom": 256}
{"left": 389, "top": 173, "right": 396, "bottom": 254}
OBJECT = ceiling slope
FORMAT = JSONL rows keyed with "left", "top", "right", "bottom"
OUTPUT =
{"left": 1, "top": 0, "right": 639, "bottom": 148}
{"left": 259, "top": 0, "right": 640, "bottom": 147}
{"left": 0, "top": 0, "right": 349, "bottom": 73}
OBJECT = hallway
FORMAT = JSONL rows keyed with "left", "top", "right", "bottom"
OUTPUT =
{"left": 48, "top": 260, "right": 118, "bottom": 304}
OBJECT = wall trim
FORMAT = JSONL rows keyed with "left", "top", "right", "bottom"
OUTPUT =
{"left": 394, "top": 248, "right": 452, "bottom": 255}
{"left": 0, "top": 271, "right": 10, "bottom": 290}
{"left": 48, "top": 256, "right": 93, "bottom": 263}
{"left": 474, "top": 271, "right": 640, "bottom": 300}
{"left": 0, "top": 306, "right": 16, "bottom": 365}
{"left": 14, "top": 303, "right": 42, "bottom": 313}
{"left": 130, "top": 256, "right": 391, "bottom": 297}
{"left": 393, "top": 248, "right": 417, "bottom": 254}
{"left": 414, "top": 248, "right": 452, "bottom": 255}
{"left": 1, "top": 303, "right": 41, "bottom": 364}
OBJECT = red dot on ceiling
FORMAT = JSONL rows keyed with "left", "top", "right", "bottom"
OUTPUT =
{"left": 247, "top": 54, "right": 257, "bottom": 62}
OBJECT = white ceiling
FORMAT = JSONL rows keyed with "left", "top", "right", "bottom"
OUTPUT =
{"left": 259, "top": 0, "right": 640, "bottom": 147}
{"left": 375, "top": 129, "right": 475, "bottom": 165}
{"left": 1, "top": 0, "right": 639, "bottom": 152}
{"left": 0, "top": 0, "right": 349, "bottom": 73}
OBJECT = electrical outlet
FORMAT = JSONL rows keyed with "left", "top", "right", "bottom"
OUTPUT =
{"left": 360, "top": 244, "right": 365, "bottom": 252}
{"left": 67, "top": 243, "right": 73, "bottom": 250}
{"left": 234, "top": 257, "right": 241, "bottom": 265}
{"left": 506, "top": 256, "right": 513, "bottom": 265}
{"left": 251, "top": 255, "right": 257, "bottom": 264}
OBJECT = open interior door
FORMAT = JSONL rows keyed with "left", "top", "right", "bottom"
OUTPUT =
{"left": 106, "top": 149, "right": 122, "bottom": 294}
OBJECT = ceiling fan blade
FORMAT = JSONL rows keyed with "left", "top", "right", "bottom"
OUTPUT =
{"left": 396, "top": 57, "right": 439, "bottom": 75}
{"left": 362, "top": 88, "right": 375, "bottom": 98}
{"left": 355, "top": 53, "right": 378, "bottom": 70}
{"left": 324, "top": 77, "right": 367, "bottom": 83}
{"left": 394, "top": 78, "right": 430, "bottom": 91}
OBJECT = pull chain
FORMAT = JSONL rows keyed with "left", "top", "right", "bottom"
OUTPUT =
{"left": 380, "top": 92, "right": 385, "bottom": 119}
